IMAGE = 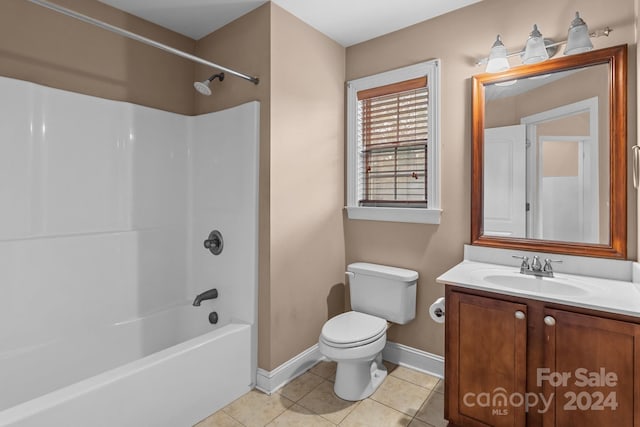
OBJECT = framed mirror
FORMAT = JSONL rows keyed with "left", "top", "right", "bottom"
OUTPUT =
{"left": 471, "top": 44, "right": 627, "bottom": 258}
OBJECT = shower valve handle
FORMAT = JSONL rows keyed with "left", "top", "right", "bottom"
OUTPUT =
{"left": 204, "top": 230, "right": 224, "bottom": 255}
{"left": 204, "top": 237, "right": 220, "bottom": 250}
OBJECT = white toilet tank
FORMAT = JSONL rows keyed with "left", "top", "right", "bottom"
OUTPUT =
{"left": 347, "top": 262, "right": 418, "bottom": 324}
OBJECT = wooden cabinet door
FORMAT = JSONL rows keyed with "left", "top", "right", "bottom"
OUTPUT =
{"left": 446, "top": 291, "right": 528, "bottom": 427}
{"left": 543, "top": 308, "right": 640, "bottom": 427}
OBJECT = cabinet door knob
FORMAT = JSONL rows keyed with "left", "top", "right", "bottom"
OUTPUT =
{"left": 515, "top": 310, "right": 525, "bottom": 320}
{"left": 544, "top": 316, "right": 556, "bottom": 326}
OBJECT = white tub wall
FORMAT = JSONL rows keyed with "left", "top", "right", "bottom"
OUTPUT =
{"left": 130, "top": 106, "right": 189, "bottom": 315}
{"left": 0, "top": 77, "right": 128, "bottom": 239}
{"left": 0, "top": 233, "right": 139, "bottom": 352}
{"left": 188, "top": 101, "right": 260, "bottom": 329}
{"left": 0, "top": 78, "right": 34, "bottom": 240}
{"left": 0, "top": 76, "right": 189, "bottom": 351}
{"left": 38, "top": 84, "right": 130, "bottom": 235}
{"left": 130, "top": 105, "right": 188, "bottom": 231}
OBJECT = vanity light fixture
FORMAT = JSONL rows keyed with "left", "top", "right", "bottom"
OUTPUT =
{"left": 564, "top": 12, "right": 594, "bottom": 55}
{"left": 486, "top": 35, "right": 510, "bottom": 73}
{"left": 478, "top": 12, "right": 611, "bottom": 72}
{"left": 522, "top": 24, "right": 549, "bottom": 64}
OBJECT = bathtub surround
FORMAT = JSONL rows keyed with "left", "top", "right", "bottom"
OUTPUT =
{"left": 0, "top": 76, "right": 259, "bottom": 426}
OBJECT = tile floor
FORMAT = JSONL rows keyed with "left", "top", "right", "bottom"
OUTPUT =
{"left": 195, "top": 361, "right": 448, "bottom": 427}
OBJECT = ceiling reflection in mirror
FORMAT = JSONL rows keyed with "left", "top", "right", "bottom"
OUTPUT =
{"left": 482, "top": 63, "right": 610, "bottom": 245}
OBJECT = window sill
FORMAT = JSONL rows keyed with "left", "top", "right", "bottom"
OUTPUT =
{"left": 345, "top": 206, "right": 442, "bottom": 224}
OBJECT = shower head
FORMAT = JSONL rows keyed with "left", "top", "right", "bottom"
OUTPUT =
{"left": 193, "top": 72, "right": 224, "bottom": 96}
{"left": 193, "top": 81, "right": 212, "bottom": 96}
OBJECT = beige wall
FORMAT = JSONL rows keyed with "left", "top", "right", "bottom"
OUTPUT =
{"left": 542, "top": 140, "right": 581, "bottom": 177}
{"left": 269, "top": 4, "right": 346, "bottom": 369}
{"left": 194, "top": 5, "right": 270, "bottom": 117}
{"left": 0, "top": 0, "right": 196, "bottom": 114}
{"left": 195, "top": 4, "right": 346, "bottom": 370}
{"left": 345, "top": 0, "right": 637, "bottom": 357}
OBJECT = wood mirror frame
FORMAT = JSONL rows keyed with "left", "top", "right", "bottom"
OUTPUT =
{"left": 471, "top": 44, "right": 627, "bottom": 258}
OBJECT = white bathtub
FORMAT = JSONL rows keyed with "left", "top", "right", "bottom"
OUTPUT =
{"left": 0, "top": 304, "right": 253, "bottom": 427}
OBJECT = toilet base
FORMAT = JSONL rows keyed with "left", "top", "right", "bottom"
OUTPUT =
{"left": 333, "top": 353, "right": 387, "bottom": 401}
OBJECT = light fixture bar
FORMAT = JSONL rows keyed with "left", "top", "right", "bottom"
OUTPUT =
{"left": 475, "top": 26, "right": 613, "bottom": 66}
{"left": 27, "top": 0, "right": 260, "bottom": 85}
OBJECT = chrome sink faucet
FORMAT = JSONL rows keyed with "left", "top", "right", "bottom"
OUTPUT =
{"left": 512, "top": 255, "right": 561, "bottom": 278}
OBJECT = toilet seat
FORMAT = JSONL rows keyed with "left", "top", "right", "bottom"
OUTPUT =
{"left": 320, "top": 311, "right": 387, "bottom": 349}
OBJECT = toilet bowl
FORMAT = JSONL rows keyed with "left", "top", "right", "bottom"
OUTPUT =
{"left": 318, "top": 263, "right": 418, "bottom": 401}
{"left": 319, "top": 311, "right": 388, "bottom": 401}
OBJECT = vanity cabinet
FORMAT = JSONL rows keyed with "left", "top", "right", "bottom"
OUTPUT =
{"left": 445, "top": 286, "right": 640, "bottom": 427}
{"left": 446, "top": 292, "right": 528, "bottom": 427}
{"left": 542, "top": 308, "right": 640, "bottom": 426}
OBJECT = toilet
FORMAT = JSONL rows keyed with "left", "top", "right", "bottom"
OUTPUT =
{"left": 318, "top": 262, "right": 418, "bottom": 401}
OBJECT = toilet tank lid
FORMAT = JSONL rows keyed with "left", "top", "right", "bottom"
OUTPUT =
{"left": 347, "top": 262, "right": 418, "bottom": 282}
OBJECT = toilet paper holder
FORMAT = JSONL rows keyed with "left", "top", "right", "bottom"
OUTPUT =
{"left": 429, "top": 297, "right": 446, "bottom": 323}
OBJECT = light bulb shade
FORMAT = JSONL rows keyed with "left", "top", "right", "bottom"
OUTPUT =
{"left": 522, "top": 24, "right": 549, "bottom": 64}
{"left": 564, "top": 12, "right": 593, "bottom": 55}
{"left": 486, "top": 35, "right": 510, "bottom": 73}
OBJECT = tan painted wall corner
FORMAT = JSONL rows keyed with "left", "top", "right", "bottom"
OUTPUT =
{"left": 269, "top": 3, "right": 346, "bottom": 370}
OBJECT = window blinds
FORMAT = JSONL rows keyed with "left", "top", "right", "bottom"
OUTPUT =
{"left": 357, "top": 77, "right": 429, "bottom": 207}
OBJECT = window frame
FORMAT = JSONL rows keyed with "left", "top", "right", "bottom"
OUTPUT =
{"left": 346, "top": 59, "right": 442, "bottom": 224}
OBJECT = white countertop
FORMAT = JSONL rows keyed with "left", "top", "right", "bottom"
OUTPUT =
{"left": 437, "top": 259, "right": 640, "bottom": 318}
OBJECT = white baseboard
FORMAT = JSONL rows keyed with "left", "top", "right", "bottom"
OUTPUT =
{"left": 382, "top": 341, "right": 444, "bottom": 379}
{"left": 255, "top": 340, "right": 444, "bottom": 395}
{"left": 255, "top": 344, "right": 324, "bottom": 395}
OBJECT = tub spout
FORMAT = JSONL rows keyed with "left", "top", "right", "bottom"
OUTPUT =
{"left": 193, "top": 288, "right": 218, "bottom": 306}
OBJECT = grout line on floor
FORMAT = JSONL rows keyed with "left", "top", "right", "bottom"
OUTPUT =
{"left": 224, "top": 410, "right": 247, "bottom": 427}
{"left": 201, "top": 365, "right": 445, "bottom": 427}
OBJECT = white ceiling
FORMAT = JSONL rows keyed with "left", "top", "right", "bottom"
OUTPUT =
{"left": 98, "top": 0, "right": 481, "bottom": 47}
{"left": 97, "top": 0, "right": 268, "bottom": 41}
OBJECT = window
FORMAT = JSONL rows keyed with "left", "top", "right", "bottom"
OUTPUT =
{"left": 358, "top": 77, "right": 428, "bottom": 207}
{"left": 346, "top": 60, "right": 441, "bottom": 224}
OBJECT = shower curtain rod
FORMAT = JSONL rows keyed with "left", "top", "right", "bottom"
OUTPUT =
{"left": 27, "top": 0, "right": 260, "bottom": 85}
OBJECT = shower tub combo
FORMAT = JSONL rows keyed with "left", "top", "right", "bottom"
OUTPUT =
{"left": 0, "top": 77, "right": 259, "bottom": 426}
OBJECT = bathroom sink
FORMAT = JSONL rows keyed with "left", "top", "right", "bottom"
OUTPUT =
{"left": 437, "top": 259, "right": 640, "bottom": 318}
{"left": 480, "top": 273, "right": 590, "bottom": 296}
